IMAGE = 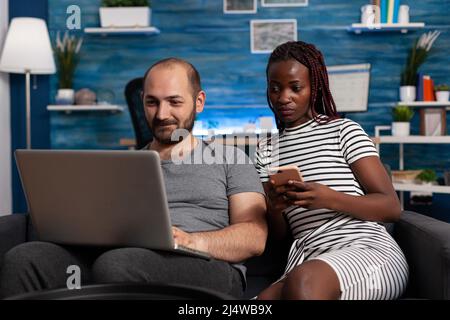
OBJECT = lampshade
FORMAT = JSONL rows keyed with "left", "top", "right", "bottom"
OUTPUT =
{"left": 0, "top": 17, "right": 55, "bottom": 75}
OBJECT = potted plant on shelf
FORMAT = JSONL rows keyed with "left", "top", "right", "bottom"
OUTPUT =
{"left": 392, "top": 105, "right": 414, "bottom": 136}
{"left": 54, "top": 31, "right": 83, "bottom": 105}
{"left": 412, "top": 169, "right": 437, "bottom": 205}
{"left": 416, "top": 169, "right": 437, "bottom": 186}
{"left": 435, "top": 84, "right": 450, "bottom": 102}
{"left": 400, "top": 30, "right": 441, "bottom": 102}
{"left": 100, "top": 0, "right": 151, "bottom": 28}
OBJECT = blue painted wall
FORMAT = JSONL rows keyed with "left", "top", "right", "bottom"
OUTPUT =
{"left": 9, "top": 0, "right": 51, "bottom": 213}
{"left": 44, "top": 0, "right": 450, "bottom": 217}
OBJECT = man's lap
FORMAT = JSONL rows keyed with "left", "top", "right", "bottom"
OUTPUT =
{"left": 0, "top": 242, "right": 243, "bottom": 298}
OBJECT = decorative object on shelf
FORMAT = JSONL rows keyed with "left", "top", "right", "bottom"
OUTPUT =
{"left": 348, "top": 1, "right": 424, "bottom": 34}
{"left": 399, "top": 86, "right": 416, "bottom": 102}
{"left": 398, "top": 5, "right": 410, "bottom": 24}
{"left": 75, "top": 88, "right": 97, "bottom": 105}
{"left": 411, "top": 168, "right": 438, "bottom": 205}
{"left": 97, "top": 88, "right": 116, "bottom": 105}
{"left": 400, "top": 30, "right": 440, "bottom": 102}
{"left": 392, "top": 105, "right": 414, "bottom": 136}
{"left": 435, "top": 84, "right": 450, "bottom": 102}
{"left": 391, "top": 170, "right": 421, "bottom": 184}
{"left": 416, "top": 169, "right": 438, "bottom": 184}
{"left": 419, "top": 107, "right": 446, "bottom": 136}
{"left": 54, "top": 31, "right": 83, "bottom": 105}
{"left": 0, "top": 18, "right": 56, "bottom": 149}
{"left": 360, "top": 4, "right": 379, "bottom": 25}
{"left": 444, "top": 171, "right": 450, "bottom": 186}
{"left": 56, "top": 89, "right": 76, "bottom": 105}
{"left": 100, "top": 0, "right": 151, "bottom": 28}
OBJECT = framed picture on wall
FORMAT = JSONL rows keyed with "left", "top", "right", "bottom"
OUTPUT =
{"left": 250, "top": 19, "right": 297, "bottom": 54}
{"left": 224, "top": 0, "right": 257, "bottom": 14}
{"left": 261, "top": 0, "right": 308, "bottom": 7}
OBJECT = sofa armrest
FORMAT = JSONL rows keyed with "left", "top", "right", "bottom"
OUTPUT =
{"left": 394, "top": 211, "right": 450, "bottom": 299}
{"left": 0, "top": 214, "right": 28, "bottom": 267}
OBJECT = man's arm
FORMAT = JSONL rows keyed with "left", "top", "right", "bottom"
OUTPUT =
{"left": 173, "top": 192, "right": 267, "bottom": 263}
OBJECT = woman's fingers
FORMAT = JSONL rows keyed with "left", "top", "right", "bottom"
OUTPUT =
{"left": 285, "top": 190, "right": 312, "bottom": 200}
{"left": 287, "top": 180, "right": 310, "bottom": 190}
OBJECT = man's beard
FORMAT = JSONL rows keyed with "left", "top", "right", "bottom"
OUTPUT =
{"left": 150, "top": 106, "right": 196, "bottom": 145}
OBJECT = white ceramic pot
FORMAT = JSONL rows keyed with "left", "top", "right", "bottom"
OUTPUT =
{"left": 392, "top": 122, "right": 410, "bottom": 136}
{"left": 399, "top": 86, "right": 416, "bottom": 102}
{"left": 436, "top": 91, "right": 450, "bottom": 102}
{"left": 361, "top": 5, "right": 377, "bottom": 25}
{"left": 99, "top": 7, "right": 150, "bottom": 28}
{"left": 398, "top": 5, "right": 410, "bottom": 24}
{"left": 56, "top": 89, "right": 75, "bottom": 105}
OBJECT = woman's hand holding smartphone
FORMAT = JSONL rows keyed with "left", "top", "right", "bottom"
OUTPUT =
{"left": 265, "top": 166, "right": 303, "bottom": 214}
{"left": 268, "top": 165, "right": 303, "bottom": 186}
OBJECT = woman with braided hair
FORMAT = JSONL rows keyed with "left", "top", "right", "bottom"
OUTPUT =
{"left": 255, "top": 41, "right": 408, "bottom": 300}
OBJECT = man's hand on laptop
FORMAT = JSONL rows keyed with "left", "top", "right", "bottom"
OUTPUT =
{"left": 172, "top": 226, "right": 208, "bottom": 253}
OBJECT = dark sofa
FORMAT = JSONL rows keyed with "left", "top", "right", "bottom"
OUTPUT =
{"left": 1, "top": 211, "right": 449, "bottom": 300}
{"left": 244, "top": 210, "right": 450, "bottom": 299}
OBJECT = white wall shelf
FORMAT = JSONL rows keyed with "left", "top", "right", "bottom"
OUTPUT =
{"left": 373, "top": 135, "right": 450, "bottom": 144}
{"left": 373, "top": 126, "right": 450, "bottom": 208}
{"left": 393, "top": 183, "right": 450, "bottom": 194}
{"left": 348, "top": 22, "right": 425, "bottom": 34}
{"left": 84, "top": 26, "right": 160, "bottom": 36}
{"left": 47, "top": 105, "right": 124, "bottom": 114}
{"left": 396, "top": 101, "right": 450, "bottom": 111}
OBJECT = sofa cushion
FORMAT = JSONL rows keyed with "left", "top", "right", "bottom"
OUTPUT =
{"left": 394, "top": 211, "right": 450, "bottom": 299}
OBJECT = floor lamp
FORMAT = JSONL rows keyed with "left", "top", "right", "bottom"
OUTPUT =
{"left": 0, "top": 17, "right": 55, "bottom": 149}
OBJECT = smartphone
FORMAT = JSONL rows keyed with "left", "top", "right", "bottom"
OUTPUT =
{"left": 268, "top": 165, "right": 303, "bottom": 187}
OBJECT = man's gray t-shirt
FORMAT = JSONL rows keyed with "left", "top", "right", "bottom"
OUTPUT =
{"left": 159, "top": 140, "right": 265, "bottom": 281}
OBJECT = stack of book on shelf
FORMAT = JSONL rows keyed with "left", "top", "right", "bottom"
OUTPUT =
{"left": 370, "top": 0, "right": 401, "bottom": 24}
{"left": 415, "top": 74, "right": 447, "bottom": 136}
{"left": 416, "top": 73, "right": 436, "bottom": 102}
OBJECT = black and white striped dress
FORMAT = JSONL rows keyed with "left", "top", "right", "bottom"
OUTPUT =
{"left": 255, "top": 116, "right": 409, "bottom": 300}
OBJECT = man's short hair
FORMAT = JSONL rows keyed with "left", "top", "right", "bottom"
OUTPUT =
{"left": 142, "top": 58, "right": 202, "bottom": 99}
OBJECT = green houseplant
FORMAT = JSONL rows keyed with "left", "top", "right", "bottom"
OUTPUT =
{"left": 392, "top": 105, "right": 414, "bottom": 136}
{"left": 100, "top": 0, "right": 151, "bottom": 28}
{"left": 416, "top": 169, "right": 437, "bottom": 184}
{"left": 54, "top": 31, "right": 83, "bottom": 104}
{"left": 435, "top": 84, "right": 450, "bottom": 102}
{"left": 400, "top": 30, "right": 441, "bottom": 102}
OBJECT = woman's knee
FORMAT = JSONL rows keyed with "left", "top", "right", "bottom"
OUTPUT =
{"left": 282, "top": 260, "right": 341, "bottom": 300}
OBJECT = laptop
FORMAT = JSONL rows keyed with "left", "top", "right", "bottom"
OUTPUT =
{"left": 14, "top": 149, "right": 210, "bottom": 260}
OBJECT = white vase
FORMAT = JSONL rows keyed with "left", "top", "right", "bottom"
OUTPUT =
{"left": 56, "top": 89, "right": 75, "bottom": 105}
{"left": 436, "top": 91, "right": 450, "bottom": 102}
{"left": 398, "top": 5, "right": 410, "bottom": 24}
{"left": 392, "top": 122, "right": 410, "bottom": 136}
{"left": 99, "top": 7, "right": 150, "bottom": 28}
{"left": 399, "top": 86, "right": 416, "bottom": 102}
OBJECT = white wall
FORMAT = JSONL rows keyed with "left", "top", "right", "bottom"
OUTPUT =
{"left": 0, "top": 0, "right": 12, "bottom": 215}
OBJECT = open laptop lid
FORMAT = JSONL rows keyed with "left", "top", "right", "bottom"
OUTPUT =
{"left": 14, "top": 149, "right": 176, "bottom": 251}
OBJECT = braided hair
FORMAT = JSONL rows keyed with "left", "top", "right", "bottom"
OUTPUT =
{"left": 266, "top": 41, "right": 339, "bottom": 132}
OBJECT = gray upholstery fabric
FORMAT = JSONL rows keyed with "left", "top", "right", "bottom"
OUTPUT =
{"left": 0, "top": 215, "right": 27, "bottom": 268}
{"left": 394, "top": 211, "right": 450, "bottom": 299}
